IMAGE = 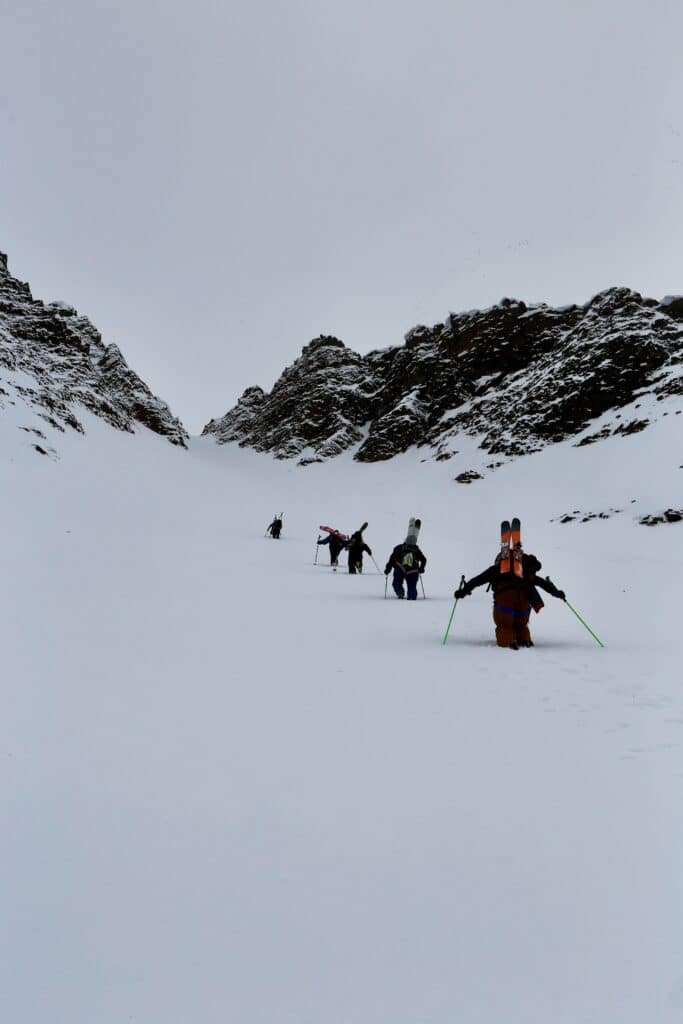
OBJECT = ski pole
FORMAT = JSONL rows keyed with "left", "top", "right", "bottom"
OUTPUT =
{"left": 548, "top": 577, "right": 606, "bottom": 647}
{"left": 371, "top": 555, "right": 382, "bottom": 575}
{"left": 419, "top": 574, "right": 426, "bottom": 599}
{"left": 384, "top": 574, "right": 388, "bottom": 599}
{"left": 443, "top": 575, "right": 465, "bottom": 645}
{"left": 314, "top": 534, "right": 320, "bottom": 565}
{"left": 564, "top": 598, "right": 605, "bottom": 648}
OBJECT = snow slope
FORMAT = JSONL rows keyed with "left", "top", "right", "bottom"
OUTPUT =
{"left": 1, "top": 405, "right": 682, "bottom": 1023}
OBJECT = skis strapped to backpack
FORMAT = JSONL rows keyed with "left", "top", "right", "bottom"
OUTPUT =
{"left": 499, "top": 520, "right": 511, "bottom": 573}
{"left": 510, "top": 517, "right": 523, "bottom": 578}
{"left": 405, "top": 516, "right": 421, "bottom": 545}
{"left": 499, "top": 518, "right": 523, "bottom": 578}
{"left": 319, "top": 525, "right": 349, "bottom": 541}
{"left": 400, "top": 516, "right": 422, "bottom": 570}
{"left": 351, "top": 522, "right": 368, "bottom": 540}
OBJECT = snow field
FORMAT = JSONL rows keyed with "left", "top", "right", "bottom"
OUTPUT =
{"left": 1, "top": 411, "right": 682, "bottom": 1023}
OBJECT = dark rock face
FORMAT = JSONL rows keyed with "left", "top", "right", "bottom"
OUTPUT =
{"left": 660, "top": 295, "right": 683, "bottom": 319}
{"left": 640, "top": 509, "right": 683, "bottom": 526}
{"left": 204, "top": 336, "right": 377, "bottom": 460}
{"left": 454, "top": 470, "right": 483, "bottom": 484}
{"left": 0, "top": 252, "right": 188, "bottom": 449}
{"left": 203, "top": 287, "right": 683, "bottom": 463}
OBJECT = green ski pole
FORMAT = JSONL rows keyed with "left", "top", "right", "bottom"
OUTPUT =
{"left": 564, "top": 598, "right": 605, "bottom": 648}
{"left": 544, "top": 576, "right": 605, "bottom": 648}
{"left": 443, "top": 575, "right": 466, "bottom": 645}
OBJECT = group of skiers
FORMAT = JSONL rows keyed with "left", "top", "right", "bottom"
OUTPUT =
{"left": 267, "top": 513, "right": 568, "bottom": 650}
{"left": 317, "top": 521, "right": 377, "bottom": 575}
{"left": 316, "top": 519, "right": 427, "bottom": 600}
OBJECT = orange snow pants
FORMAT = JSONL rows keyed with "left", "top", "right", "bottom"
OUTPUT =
{"left": 493, "top": 588, "right": 532, "bottom": 648}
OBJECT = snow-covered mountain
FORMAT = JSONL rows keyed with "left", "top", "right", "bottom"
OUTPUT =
{"left": 203, "top": 289, "right": 683, "bottom": 471}
{"left": 0, "top": 252, "right": 187, "bottom": 457}
{"left": 3, "top": 247, "right": 680, "bottom": 485}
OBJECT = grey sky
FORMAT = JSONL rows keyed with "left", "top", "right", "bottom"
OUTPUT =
{"left": 1, "top": 0, "right": 682, "bottom": 432}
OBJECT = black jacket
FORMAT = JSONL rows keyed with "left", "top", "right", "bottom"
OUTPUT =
{"left": 347, "top": 535, "right": 371, "bottom": 560}
{"left": 318, "top": 534, "right": 347, "bottom": 559}
{"left": 464, "top": 553, "right": 562, "bottom": 607}
{"left": 385, "top": 543, "right": 427, "bottom": 575}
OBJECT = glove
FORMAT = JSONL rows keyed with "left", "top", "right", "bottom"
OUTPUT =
{"left": 556, "top": 590, "right": 566, "bottom": 601}
{"left": 454, "top": 585, "right": 468, "bottom": 599}
{"left": 384, "top": 569, "right": 390, "bottom": 576}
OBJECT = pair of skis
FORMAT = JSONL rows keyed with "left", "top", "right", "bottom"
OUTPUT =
{"left": 405, "top": 516, "right": 421, "bottom": 545}
{"left": 319, "top": 524, "right": 349, "bottom": 541}
{"left": 500, "top": 518, "right": 523, "bottom": 577}
{"left": 317, "top": 522, "right": 366, "bottom": 545}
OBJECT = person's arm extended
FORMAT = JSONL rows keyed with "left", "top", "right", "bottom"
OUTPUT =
{"left": 454, "top": 565, "right": 495, "bottom": 597}
{"left": 536, "top": 575, "right": 565, "bottom": 599}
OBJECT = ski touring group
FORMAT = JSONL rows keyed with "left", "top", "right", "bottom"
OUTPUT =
{"left": 266, "top": 514, "right": 604, "bottom": 650}
{"left": 316, "top": 518, "right": 427, "bottom": 598}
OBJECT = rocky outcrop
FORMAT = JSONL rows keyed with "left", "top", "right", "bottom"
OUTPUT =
{"left": 0, "top": 252, "right": 188, "bottom": 450}
{"left": 203, "top": 288, "right": 683, "bottom": 464}
{"left": 203, "top": 336, "right": 378, "bottom": 461}
{"left": 639, "top": 508, "right": 683, "bottom": 526}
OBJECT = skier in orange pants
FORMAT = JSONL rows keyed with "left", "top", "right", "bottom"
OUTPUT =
{"left": 454, "top": 543, "right": 565, "bottom": 649}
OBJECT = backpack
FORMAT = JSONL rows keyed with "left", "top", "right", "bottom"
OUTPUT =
{"left": 401, "top": 544, "right": 418, "bottom": 571}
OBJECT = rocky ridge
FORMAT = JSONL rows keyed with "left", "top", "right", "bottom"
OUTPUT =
{"left": 203, "top": 288, "right": 683, "bottom": 466}
{"left": 0, "top": 252, "right": 187, "bottom": 454}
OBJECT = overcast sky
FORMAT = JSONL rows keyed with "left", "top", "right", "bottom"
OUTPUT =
{"left": 1, "top": 0, "right": 682, "bottom": 432}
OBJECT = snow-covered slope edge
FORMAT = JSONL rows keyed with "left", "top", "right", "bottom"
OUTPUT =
{"left": 0, "top": 252, "right": 188, "bottom": 456}
{"left": 203, "top": 289, "right": 683, "bottom": 468}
